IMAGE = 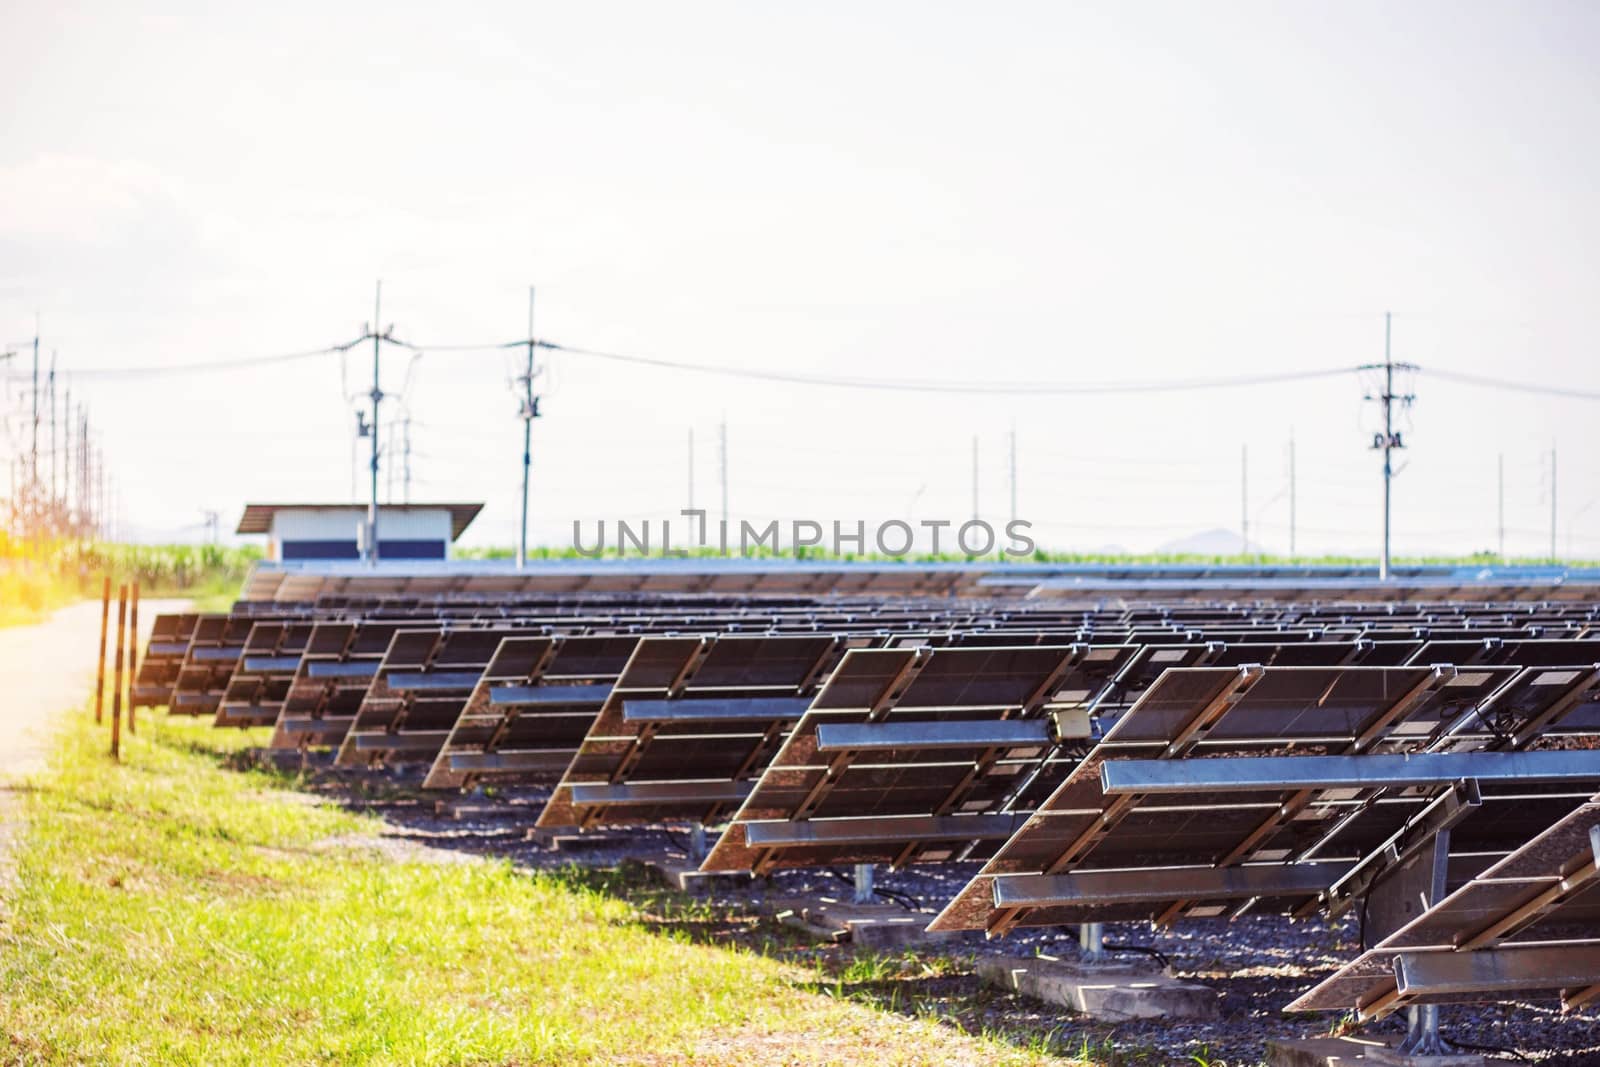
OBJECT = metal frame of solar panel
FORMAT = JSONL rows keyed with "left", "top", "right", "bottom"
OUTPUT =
{"left": 133, "top": 596, "right": 1600, "bottom": 716}
{"left": 269, "top": 619, "right": 441, "bottom": 747}
{"left": 929, "top": 659, "right": 1600, "bottom": 958}
{"left": 274, "top": 606, "right": 986, "bottom": 758}
{"left": 215, "top": 619, "right": 324, "bottom": 727}
{"left": 214, "top": 611, "right": 533, "bottom": 732}
{"left": 421, "top": 633, "right": 646, "bottom": 789}
{"left": 132, "top": 612, "right": 201, "bottom": 709}
{"left": 698, "top": 643, "right": 1151, "bottom": 874}
{"left": 156, "top": 595, "right": 951, "bottom": 719}
{"left": 536, "top": 634, "right": 870, "bottom": 831}
{"left": 167, "top": 611, "right": 300, "bottom": 716}
{"left": 334, "top": 626, "right": 537, "bottom": 766}
{"left": 1288, "top": 792, "right": 1600, "bottom": 1018}
{"left": 424, "top": 625, "right": 1166, "bottom": 797}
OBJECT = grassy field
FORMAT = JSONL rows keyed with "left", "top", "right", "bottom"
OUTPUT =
{"left": 0, "top": 541, "right": 258, "bottom": 627}
{"left": 0, "top": 712, "right": 1075, "bottom": 1067}
{"left": 0, "top": 567, "right": 78, "bottom": 629}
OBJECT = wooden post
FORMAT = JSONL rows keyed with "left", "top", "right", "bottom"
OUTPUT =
{"left": 127, "top": 582, "right": 140, "bottom": 735}
{"left": 110, "top": 584, "right": 127, "bottom": 761}
{"left": 94, "top": 576, "right": 111, "bottom": 724}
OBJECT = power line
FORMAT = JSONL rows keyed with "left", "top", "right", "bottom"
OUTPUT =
{"left": 25, "top": 318, "right": 1600, "bottom": 403}
{"left": 539, "top": 341, "right": 1359, "bottom": 395}
{"left": 64, "top": 338, "right": 366, "bottom": 379}
{"left": 1421, "top": 367, "right": 1600, "bottom": 401}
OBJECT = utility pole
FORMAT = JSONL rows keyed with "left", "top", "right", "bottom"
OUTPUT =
{"left": 719, "top": 417, "right": 729, "bottom": 532}
{"left": 62, "top": 386, "right": 70, "bottom": 529}
{"left": 687, "top": 428, "right": 695, "bottom": 511}
{"left": 1008, "top": 425, "right": 1018, "bottom": 527}
{"left": 1240, "top": 444, "right": 1249, "bottom": 556}
{"left": 385, "top": 420, "right": 396, "bottom": 503}
{"left": 47, "top": 353, "right": 56, "bottom": 525}
{"left": 395, "top": 412, "right": 406, "bottom": 505}
{"left": 29, "top": 322, "right": 39, "bottom": 495}
{"left": 79, "top": 408, "right": 89, "bottom": 538}
{"left": 1497, "top": 453, "right": 1505, "bottom": 561}
{"left": 1550, "top": 445, "right": 1558, "bottom": 564}
{"left": 1361, "top": 312, "right": 1416, "bottom": 581}
{"left": 1288, "top": 433, "right": 1297, "bottom": 558}
{"left": 517, "top": 287, "right": 538, "bottom": 570}
{"left": 971, "top": 435, "right": 980, "bottom": 523}
{"left": 364, "top": 281, "right": 384, "bottom": 564}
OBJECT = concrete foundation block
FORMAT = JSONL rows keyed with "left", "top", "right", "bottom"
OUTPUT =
{"left": 1364, "top": 1049, "right": 1483, "bottom": 1067}
{"left": 1266, "top": 1038, "right": 1483, "bottom": 1067}
{"left": 635, "top": 855, "right": 752, "bottom": 895}
{"left": 433, "top": 800, "right": 508, "bottom": 820}
{"left": 977, "top": 954, "right": 1218, "bottom": 1022}
{"left": 763, "top": 895, "right": 961, "bottom": 948}
{"left": 524, "top": 826, "right": 623, "bottom": 853}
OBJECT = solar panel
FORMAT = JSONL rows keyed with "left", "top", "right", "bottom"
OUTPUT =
{"left": 1288, "top": 792, "right": 1600, "bottom": 1017}
{"left": 930, "top": 664, "right": 1523, "bottom": 936}
{"left": 131, "top": 612, "right": 198, "bottom": 708}
{"left": 334, "top": 627, "right": 531, "bottom": 766}
{"left": 536, "top": 634, "right": 859, "bottom": 830}
{"left": 269, "top": 620, "right": 419, "bottom": 747}
{"left": 215, "top": 620, "right": 322, "bottom": 727}
{"left": 421, "top": 634, "right": 642, "bottom": 790}
{"left": 701, "top": 644, "right": 1111, "bottom": 873}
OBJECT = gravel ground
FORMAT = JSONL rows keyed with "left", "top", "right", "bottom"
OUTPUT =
{"left": 240, "top": 750, "right": 1600, "bottom": 1066}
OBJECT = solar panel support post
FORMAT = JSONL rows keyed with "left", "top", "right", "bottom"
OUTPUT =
{"left": 1079, "top": 922, "right": 1104, "bottom": 964}
{"left": 1397, "top": 1005, "right": 1453, "bottom": 1057}
{"left": 853, "top": 863, "right": 874, "bottom": 905}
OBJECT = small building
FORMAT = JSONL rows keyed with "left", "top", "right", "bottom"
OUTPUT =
{"left": 236, "top": 502, "right": 483, "bottom": 562}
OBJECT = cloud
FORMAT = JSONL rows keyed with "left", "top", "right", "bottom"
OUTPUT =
{"left": 0, "top": 154, "right": 186, "bottom": 245}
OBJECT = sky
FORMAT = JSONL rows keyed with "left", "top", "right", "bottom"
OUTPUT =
{"left": 1, "top": 1, "right": 1597, "bottom": 559}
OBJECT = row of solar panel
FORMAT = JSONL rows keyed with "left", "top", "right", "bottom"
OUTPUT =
{"left": 133, "top": 593, "right": 1600, "bottom": 1020}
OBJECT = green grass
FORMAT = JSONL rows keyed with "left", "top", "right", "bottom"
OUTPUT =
{"left": 0, "top": 566, "right": 77, "bottom": 628}
{"left": 0, "top": 540, "right": 256, "bottom": 626}
{"left": 0, "top": 714, "right": 1069, "bottom": 1066}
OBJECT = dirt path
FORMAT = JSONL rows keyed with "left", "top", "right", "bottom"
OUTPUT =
{"left": 0, "top": 598, "right": 185, "bottom": 888}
